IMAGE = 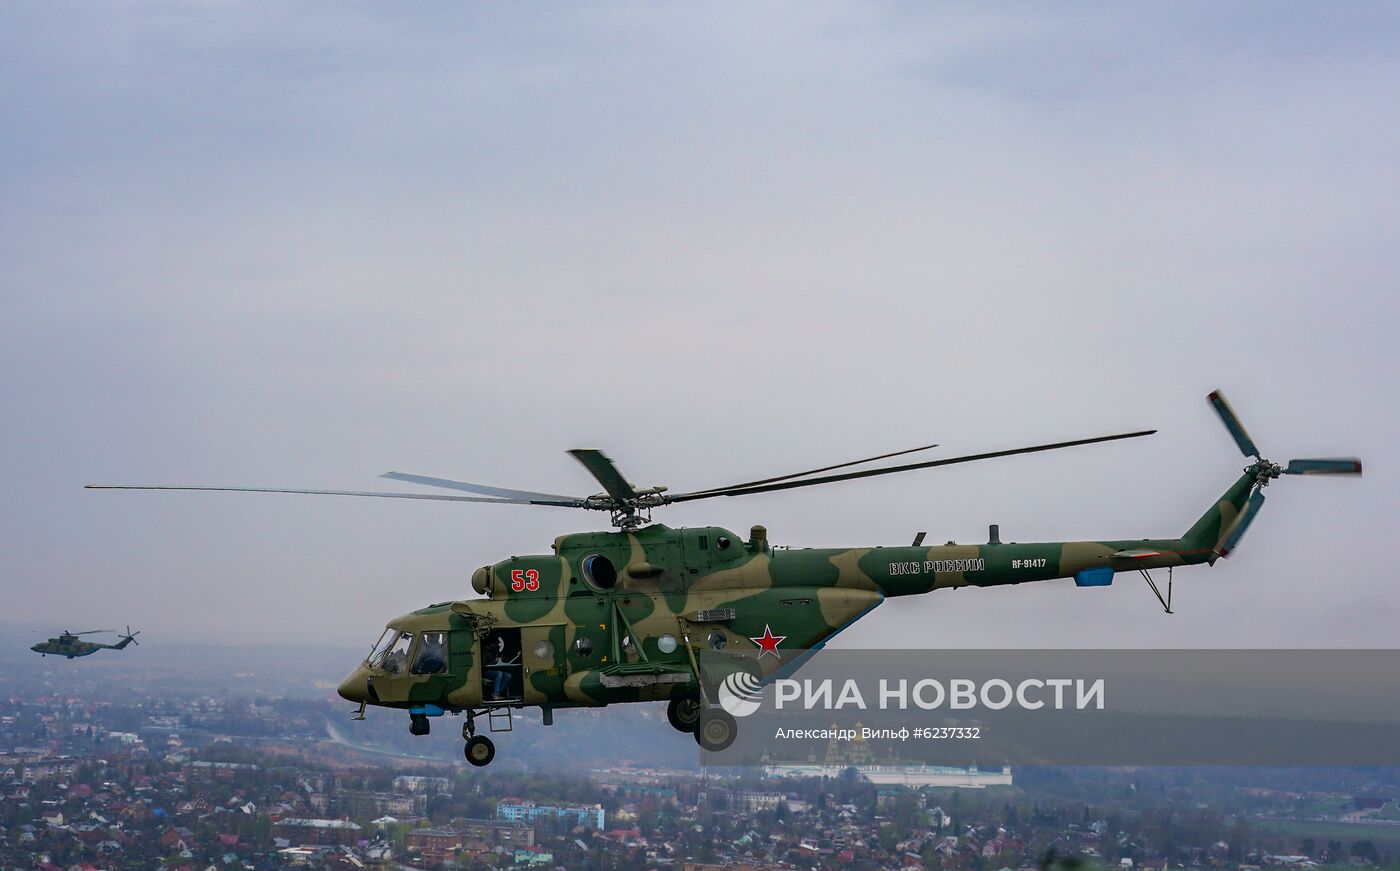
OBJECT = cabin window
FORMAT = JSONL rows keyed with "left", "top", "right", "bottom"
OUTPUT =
{"left": 657, "top": 634, "right": 678, "bottom": 654}
{"left": 412, "top": 631, "right": 448, "bottom": 675}
{"left": 574, "top": 637, "right": 595, "bottom": 658}
{"left": 707, "top": 631, "right": 727, "bottom": 649}
{"left": 533, "top": 639, "right": 554, "bottom": 660}
{"left": 581, "top": 554, "right": 617, "bottom": 589}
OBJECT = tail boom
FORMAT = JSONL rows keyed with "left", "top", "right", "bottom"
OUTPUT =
{"left": 843, "top": 470, "right": 1260, "bottom": 597}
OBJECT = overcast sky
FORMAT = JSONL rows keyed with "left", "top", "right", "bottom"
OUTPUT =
{"left": 2, "top": 3, "right": 1396, "bottom": 652}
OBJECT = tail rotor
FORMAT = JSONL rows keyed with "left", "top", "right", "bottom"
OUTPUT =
{"left": 1284, "top": 458, "right": 1363, "bottom": 476}
{"left": 1207, "top": 390, "right": 1262, "bottom": 458}
{"left": 1207, "top": 390, "right": 1362, "bottom": 559}
{"left": 1214, "top": 487, "right": 1266, "bottom": 559}
{"left": 121, "top": 626, "right": 140, "bottom": 646}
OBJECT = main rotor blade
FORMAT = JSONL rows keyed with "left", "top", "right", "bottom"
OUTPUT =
{"left": 667, "top": 430, "right": 1157, "bottom": 503}
{"left": 684, "top": 442, "right": 941, "bottom": 496}
{"left": 1207, "top": 390, "right": 1260, "bottom": 458}
{"left": 72, "top": 630, "right": 113, "bottom": 636}
{"left": 381, "top": 471, "right": 584, "bottom": 503}
{"left": 84, "top": 484, "right": 582, "bottom": 507}
{"left": 1284, "top": 457, "right": 1363, "bottom": 476}
{"left": 568, "top": 449, "right": 638, "bottom": 501}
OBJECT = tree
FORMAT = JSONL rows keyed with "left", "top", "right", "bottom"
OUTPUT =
{"left": 880, "top": 822, "right": 900, "bottom": 850}
{"left": 1039, "top": 848, "right": 1090, "bottom": 871}
{"left": 1228, "top": 818, "right": 1253, "bottom": 862}
{"left": 1351, "top": 840, "right": 1378, "bottom": 863}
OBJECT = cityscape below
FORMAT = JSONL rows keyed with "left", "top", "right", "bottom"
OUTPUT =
{"left": 3, "top": 629, "right": 1399, "bottom": 869}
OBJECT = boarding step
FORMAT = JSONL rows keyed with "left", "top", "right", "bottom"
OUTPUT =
{"left": 486, "top": 707, "right": 513, "bottom": 733}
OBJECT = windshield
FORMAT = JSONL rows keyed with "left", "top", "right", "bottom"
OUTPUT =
{"left": 366, "top": 627, "right": 400, "bottom": 667}
{"left": 371, "top": 631, "right": 415, "bottom": 674}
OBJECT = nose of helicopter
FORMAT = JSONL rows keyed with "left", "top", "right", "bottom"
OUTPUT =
{"left": 337, "top": 666, "right": 370, "bottom": 704}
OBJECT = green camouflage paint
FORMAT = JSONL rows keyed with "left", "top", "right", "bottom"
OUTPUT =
{"left": 336, "top": 468, "right": 1260, "bottom": 712}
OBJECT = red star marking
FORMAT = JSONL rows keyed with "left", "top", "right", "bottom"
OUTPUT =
{"left": 749, "top": 624, "right": 787, "bottom": 660}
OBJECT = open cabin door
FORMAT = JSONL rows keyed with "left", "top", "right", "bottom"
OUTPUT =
{"left": 479, "top": 626, "right": 524, "bottom": 705}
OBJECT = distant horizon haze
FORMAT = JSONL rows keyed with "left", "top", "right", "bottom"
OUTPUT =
{"left": 2, "top": 3, "right": 1394, "bottom": 649}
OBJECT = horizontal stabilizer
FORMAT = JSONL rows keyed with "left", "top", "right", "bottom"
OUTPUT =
{"left": 1111, "top": 548, "right": 1164, "bottom": 559}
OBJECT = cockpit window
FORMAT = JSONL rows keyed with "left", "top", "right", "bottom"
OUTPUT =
{"left": 372, "top": 631, "right": 414, "bottom": 674}
{"left": 366, "top": 628, "right": 396, "bottom": 665}
{"left": 412, "top": 631, "right": 448, "bottom": 675}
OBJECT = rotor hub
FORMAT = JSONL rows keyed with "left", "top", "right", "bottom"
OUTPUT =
{"left": 1249, "top": 458, "right": 1283, "bottom": 487}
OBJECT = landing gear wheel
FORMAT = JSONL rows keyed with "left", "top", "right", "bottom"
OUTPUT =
{"left": 464, "top": 735, "right": 495, "bottom": 767}
{"left": 694, "top": 708, "right": 737, "bottom": 753}
{"left": 667, "top": 697, "right": 702, "bottom": 733}
{"left": 409, "top": 714, "right": 430, "bottom": 736}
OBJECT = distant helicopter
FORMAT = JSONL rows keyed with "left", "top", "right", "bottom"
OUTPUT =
{"left": 32, "top": 627, "right": 141, "bottom": 659}
{"left": 87, "top": 391, "right": 1359, "bottom": 765}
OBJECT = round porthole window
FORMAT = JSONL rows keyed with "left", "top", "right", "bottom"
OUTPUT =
{"left": 657, "top": 634, "right": 678, "bottom": 654}
{"left": 707, "top": 631, "right": 727, "bottom": 649}
{"left": 581, "top": 554, "right": 617, "bottom": 589}
{"left": 533, "top": 639, "right": 554, "bottom": 660}
{"left": 574, "top": 637, "right": 595, "bottom": 658}
{"left": 621, "top": 634, "right": 636, "bottom": 654}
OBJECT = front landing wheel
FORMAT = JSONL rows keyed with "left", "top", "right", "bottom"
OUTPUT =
{"left": 464, "top": 735, "right": 495, "bottom": 767}
{"left": 667, "top": 696, "right": 702, "bottom": 733}
{"left": 694, "top": 708, "right": 737, "bottom": 753}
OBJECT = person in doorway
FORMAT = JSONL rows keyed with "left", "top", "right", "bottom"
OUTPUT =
{"left": 483, "top": 636, "right": 520, "bottom": 699}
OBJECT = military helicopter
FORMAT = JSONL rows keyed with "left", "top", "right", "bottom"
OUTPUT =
{"left": 87, "top": 391, "right": 1359, "bottom": 765}
{"left": 32, "top": 626, "right": 141, "bottom": 659}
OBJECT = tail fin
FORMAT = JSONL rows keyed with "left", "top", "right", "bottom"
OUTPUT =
{"left": 1184, "top": 389, "right": 1362, "bottom": 563}
{"left": 1180, "top": 470, "right": 1259, "bottom": 562}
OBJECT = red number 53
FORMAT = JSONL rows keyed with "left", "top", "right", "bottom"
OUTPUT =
{"left": 510, "top": 569, "right": 541, "bottom": 592}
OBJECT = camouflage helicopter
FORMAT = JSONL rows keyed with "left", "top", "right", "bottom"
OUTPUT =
{"left": 87, "top": 391, "right": 1359, "bottom": 765}
{"left": 32, "top": 626, "right": 141, "bottom": 659}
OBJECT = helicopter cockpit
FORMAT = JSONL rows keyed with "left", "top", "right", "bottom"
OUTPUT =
{"left": 366, "top": 627, "right": 411, "bottom": 674}
{"left": 364, "top": 627, "right": 450, "bottom": 676}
